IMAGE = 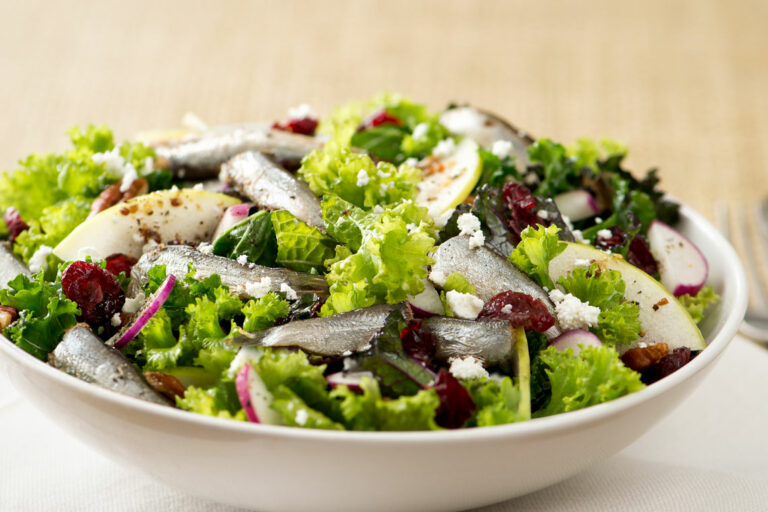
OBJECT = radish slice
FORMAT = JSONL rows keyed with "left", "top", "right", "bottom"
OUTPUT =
{"left": 550, "top": 329, "right": 602, "bottom": 355}
{"left": 647, "top": 220, "right": 709, "bottom": 297}
{"left": 553, "top": 190, "right": 600, "bottom": 222}
{"left": 212, "top": 203, "right": 252, "bottom": 241}
{"left": 234, "top": 362, "right": 282, "bottom": 424}
{"left": 408, "top": 279, "right": 444, "bottom": 317}
{"left": 113, "top": 274, "right": 176, "bottom": 349}
{"left": 326, "top": 371, "right": 374, "bottom": 391}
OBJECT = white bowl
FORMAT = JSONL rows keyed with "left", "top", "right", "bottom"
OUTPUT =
{"left": 0, "top": 204, "right": 747, "bottom": 512}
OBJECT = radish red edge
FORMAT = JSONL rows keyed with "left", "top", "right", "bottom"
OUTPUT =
{"left": 212, "top": 203, "right": 251, "bottom": 241}
{"left": 553, "top": 190, "right": 600, "bottom": 222}
{"left": 235, "top": 363, "right": 260, "bottom": 423}
{"left": 647, "top": 220, "right": 709, "bottom": 298}
{"left": 113, "top": 274, "right": 176, "bottom": 349}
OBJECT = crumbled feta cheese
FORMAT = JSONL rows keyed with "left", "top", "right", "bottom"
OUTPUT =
{"left": 237, "top": 254, "right": 249, "bottom": 266}
{"left": 132, "top": 233, "right": 145, "bottom": 243}
{"left": 594, "top": 217, "right": 603, "bottom": 224}
{"left": 288, "top": 103, "right": 315, "bottom": 120}
{"left": 524, "top": 173, "right": 539, "bottom": 185}
{"left": 119, "top": 165, "right": 138, "bottom": 193}
{"left": 122, "top": 292, "right": 146, "bottom": 314}
{"left": 142, "top": 240, "right": 159, "bottom": 253}
{"left": 77, "top": 246, "right": 103, "bottom": 261}
{"left": 198, "top": 242, "right": 214, "bottom": 255}
{"left": 432, "top": 138, "right": 456, "bottom": 158}
{"left": 549, "top": 289, "right": 600, "bottom": 331}
{"left": 280, "top": 283, "right": 298, "bottom": 301}
{"left": 457, "top": 213, "right": 485, "bottom": 249}
{"left": 295, "top": 409, "right": 309, "bottom": 426}
{"left": 192, "top": 182, "right": 204, "bottom": 191}
{"left": 170, "top": 185, "right": 180, "bottom": 192}
{"left": 412, "top": 122, "right": 429, "bottom": 140}
{"left": 446, "top": 290, "right": 484, "bottom": 320}
{"left": 356, "top": 169, "right": 370, "bottom": 187}
{"left": 28, "top": 245, "right": 53, "bottom": 273}
{"left": 404, "top": 157, "right": 419, "bottom": 167}
{"left": 110, "top": 313, "right": 122, "bottom": 327}
{"left": 182, "top": 112, "right": 209, "bottom": 132}
{"left": 537, "top": 210, "right": 549, "bottom": 220}
{"left": 377, "top": 169, "right": 391, "bottom": 179}
{"left": 572, "top": 230, "right": 586, "bottom": 243}
{"left": 428, "top": 270, "right": 448, "bottom": 287}
{"left": 501, "top": 304, "right": 513, "bottom": 314}
{"left": 491, "top": 140, "right": 513, "bottom": 159}
{"left": 406, "top": 223, "right": 417, "bottom": 232}
{"left": 243, "top": 277, "right": 273, "bottom": 299}
{"left": 597, "top": 228, "right": 612, "bottom": 239}
{"left": 574, "top": 258, "right": 592, "bottom": 268}
{"left": 449, "top": 356, "right": 489, "bottom": 380}
{"left": 92, "top": 147, "right": 139, "bottom": 193}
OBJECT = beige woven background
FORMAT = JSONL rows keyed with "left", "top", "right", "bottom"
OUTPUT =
{"left": 1, "top": 0, "right": 766, "bottom": 219}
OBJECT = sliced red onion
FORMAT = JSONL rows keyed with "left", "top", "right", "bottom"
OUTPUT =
{"left": 212, "top": 203, "right": 251, "bottom": 241}
{"left": 550, "top": 329, "right": 602, "bottom": 356}
{"left": 113, "top": 274, "right": 176, "bottom": 349}
{"left": 235, "top": 363, "right": 260, "bottom": 423}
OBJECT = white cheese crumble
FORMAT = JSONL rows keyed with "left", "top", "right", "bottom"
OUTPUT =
{"left": 356, "top": 169, "right": 370, "bottom": 187}
{"left": 428, "top": 269, "right": 448, "bottom": 287}
{"left": 122, "top": 292, "right": 146, "bottom": 315}
{"left": 280, "top": 283, "right": 298, "bottom": 301}
{"left": 288, "top": 103, "right": 315, "bottom": 120}
{"left": 501, "top": 304, "right": 513, "bottom": 314}
{"left": 446, "top": 290, "right": 484, "bottom": 320}
{"left": 524, "top": 173, "right": 539, "bottom": 185}
{"left": 110, "top": 313, "right": 122, "bottom": 327}
{"left": 574, "top": 258, "right": 592, "bottom": 268}
{"left": 28, "top": 245, "right": 53, "bottom": 273}
{"left": 404, "top": 157, "right": 419, "bottom": 167}
{"left": 132, "top": 233, "right": 145, "bottom": 243}
{"left": 549, "top": 289, "right": 600, "bottom": 331}
{"left": 449, "top": 356, "right": 489, "bottom": 380}
{"left": 457, "top": 212, "right": 485, "bottom": 249}
{"left": 432, "top": 138, "right": 456, "bottom": 158}
{"left": 412, "top": 122, "right": 429, "bottom": 140}
{"left": 192, "top": 182, "right": 204, "bottom": 191}
{"left": 596, "top": 228, "right": 612, "bottom": 240}
{"left": 237, "top": 254, "right": 249, "bottom": 266}
{"left": 198, "top": 242, "right": 214, "bottom": 255}
{"left": 119, "top": 165, "right": 139, "bottom": 193}
{"left": 243, "top": 277, "right": 273, "bottom": 298}
{"left": 491, "top": 140, "right": 513, "bottom": 159}
{"left": 295, "top": 409, "right": 309, "bottom": 426}
{"left": 77, "top": 246, "right": 103, "bottom": 262}
{"left": 91, "top": 147, "right": 139, "bottom": 193}
{"left": 537, "top": 210, "right": 549, "bottom": 220}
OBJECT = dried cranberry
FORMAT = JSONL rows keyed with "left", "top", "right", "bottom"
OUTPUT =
{"left": 271, "top": 117, "right": 319, "bottom": 136}
{"left": 3, "top": 207, "right": 29, "bottom": 244}
{"left": 477, "top": 291, "right": 556, "bottom": 333}
{"left": 641, "top": 347, "right": 691, "bottom": 384}
{"left": 593, "top": 225, "right": 630, "bottom": 252}
{"left": 362, "top": 110, "right": 403, "bottom": 130}
{"left": 105, "top": 253, "right": 138, "bottom": 277}
{"left": 61, "top": 261, "right": 125, "bottom": 326}
{"left": 401, "top": 319, "right": 438, "bottom": 370}
{"left": 501, "top": 183, "right": 546, "bottom": 243}
{"left": 432, "top": 369, "right": 476, "bottom": 429}
{"left": 626, "top": 236, "right": 659, "bottom": 275}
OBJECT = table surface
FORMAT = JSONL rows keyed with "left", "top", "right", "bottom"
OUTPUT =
{"left": 1, "top": 0, "right": 767, "bottom": 510}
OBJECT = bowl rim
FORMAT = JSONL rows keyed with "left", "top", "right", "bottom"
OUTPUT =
{"left": 0, "top": 202, "right": 748, "bottom": 444}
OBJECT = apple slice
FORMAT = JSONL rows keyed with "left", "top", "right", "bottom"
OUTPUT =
{"left": 548, "top": 242, "right": 706, "bottom": 352}
{"left": 647, "top": 220, "right": 709, "bottom": 297}
{"left": 54, "top": 189, "right": 240, "bottom": 261}
{"left": 416, "top": 138, "right": 481, "bottom": 222}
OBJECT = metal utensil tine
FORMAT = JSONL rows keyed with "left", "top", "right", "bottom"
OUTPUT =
{"left": 741, "top": 205, "right": 768, "bottom": 314}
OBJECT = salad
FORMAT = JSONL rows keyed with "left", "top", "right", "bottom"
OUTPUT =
{"left": 0, "top": 94, "right": 720, "bottom": 430}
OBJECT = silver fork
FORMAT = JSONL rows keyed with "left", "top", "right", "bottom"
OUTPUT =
{"left": 716, "top": 198, "right": 768, "bottom": 341}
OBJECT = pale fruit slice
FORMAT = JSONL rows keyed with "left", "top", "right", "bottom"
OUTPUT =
{"left": 416, "top": 138, "right": 481, "bottom": 222}
{"left": 54, "top": 189, "right": 240, "bottom": 261}
{"left": 548, "top": 242, "right": 706, "bottom": 352}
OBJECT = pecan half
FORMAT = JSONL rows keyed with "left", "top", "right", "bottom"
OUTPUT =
{"left": 143, "top": 371, "right": 186, "bottom": 401}
{"left": 0, "top": 305, "right": 19, "bottom": 330}
{"left": 621, "top": 343, "right": 669, "bottom": 372}
{"left": 89, "top": 178, "right": 149, "bottom": 217}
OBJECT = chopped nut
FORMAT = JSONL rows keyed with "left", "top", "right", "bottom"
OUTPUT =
{"left": 621, "top": 343, "right": 670, "bottom": 372}
{"left": 0, "top": 305, "right": 19, "bottom": 330}
{"left": 143, "top": 371, "right": 186, "bottom": 401}
{"left": 89, "top": 178, "right": 149, "bottom": 217}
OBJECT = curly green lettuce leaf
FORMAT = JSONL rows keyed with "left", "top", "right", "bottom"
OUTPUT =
{"left": 0, "top": 272, "right": 80, "bottom": 360}
{"left": 464, "top": 376, "right": 526, "bottom": 427}
{"left": 212, "top": 210, "right": 277, "bottom": 267}
{"left": 331, "top": 377, "right": 440, "bottom": 431}
{"left": 320, "top": 197, "right": 436, "bottom": 315}
{"left": 139, "top": 309, "right": 194, "bottom": 370}
{"left": 270, "top": 386, "right": 344, "bottom": 430}
{"left": 442, "top": 272, "right": 476, "bottom": 294}
{"left": 536, "top": 345, "right": 645, "bottom": 417}
{"left": 298, "top": 138, "right": 421, "bottom": 209}
{"left": 566, "top": 137, "right": 628, "bottom": 172}
{"left": 475, "top": 148, "right": 520, "bottom": 190}
{"left": 242, "top": 292, "right": 290, "bottom": 332}
{"left": 557, "top": 263, "right": 642, "bottom": 345}
{"left": 527, "top": 138, "right": 582, "bottom": 198}
{"left": 679, "top": 285, "right": 719, "bottom": 324}
{"left": 509, "top": 224, "right": 566, "bottom": 290}
{"left": 176, "top": 384, "right": 246, "bottom": 421}
{"left": 318, "top": 92, "right": 406, "bottom": 141}
{"left": 271, "top": 210, "right": 336, "bottom": 273}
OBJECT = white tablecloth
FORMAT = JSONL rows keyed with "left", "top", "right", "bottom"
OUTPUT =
{"left": 1, "top": 337, "right": 767, "bottom": 512}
